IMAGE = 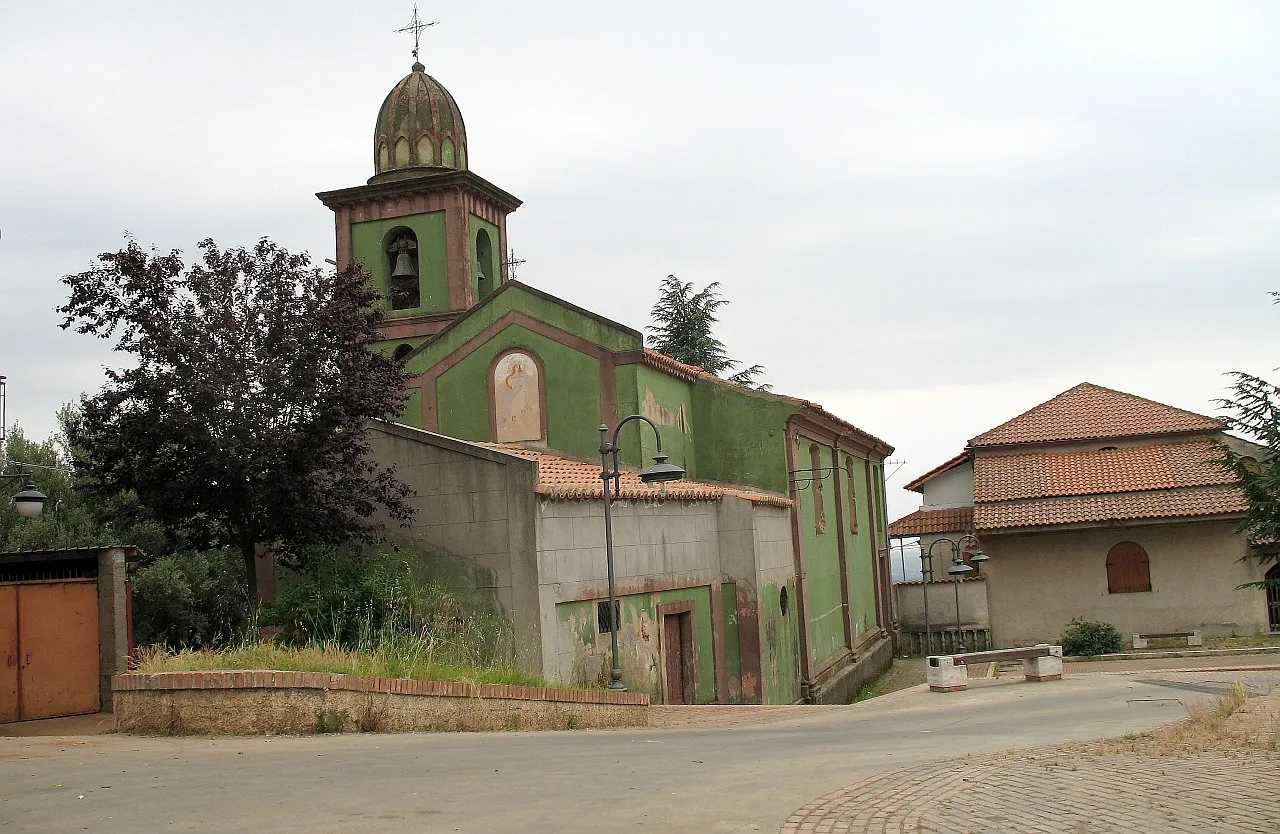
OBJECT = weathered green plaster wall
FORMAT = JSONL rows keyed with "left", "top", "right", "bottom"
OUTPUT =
{"left": 352, "top": 212, "right": 449, "bottom": 315}
{"left": 760, "top": 579, "right": 801, "bottom": 704}
{"left": 798, "top": 438, "right": 846, "bottom": 666}
{"left": 614, "top": 365, "right": 695, "bottom": 476}
{"left": 842, "top": 454, "right": 880, "bottom": 640}
{"left": 554, "top": 586, "right": 716, "bottom": 703}
{"left": 689, "top": 383, "right": 795, "bottom": 494}
{"left": 721, "top": 582, "right": 742, "bottom": 704}
{"left": 434, "top": 325, "right": 602, "bottom": 458}
{"left": 469, "top": 214, "right": 501, "bottom": 300}
{"left": 407, "top": 285, "right": 641, "bottom": 376}
{"left": 397, "top": 386, "right": 424, "bottom": 429}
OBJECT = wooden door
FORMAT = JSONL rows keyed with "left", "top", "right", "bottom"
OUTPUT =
{"left": 18, "top": 581, "right": 100, "bottom": 720}
{"left": 662, "top": 612, "right": 695, "bottom": 705}
{"left": 0, "top": 586, "right": 18, "bottom": 723}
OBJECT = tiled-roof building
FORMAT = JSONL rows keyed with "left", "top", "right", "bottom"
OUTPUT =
{"left": 889, "top": 383, "right": 1276, "bottom": 648}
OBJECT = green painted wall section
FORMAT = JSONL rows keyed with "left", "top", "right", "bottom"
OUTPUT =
{"left": 434, "top": 325, "right": 602, "bottom": 458}
{"left": 689, "top": 382, "right": 796, "bottom": 494}
{"left": 469, "top": 214, "right": 501, "bottom": 300}
{"left": 554, "top": 586, "right": 716, "bottom": 703}
{"left": 614, "top": 365, "right": 695, "bottom": 476}
{"left": 760, "top": 580, "right": 801, "bottom": 704}
{"left": 842, "top": 454, "right": 880, "bottom": 639}
{"left": 407, "top": 285, "right": 641, "bottom": 378}
{"left": 798, "top": 437, "right": 846, "bottom": 666}
{"left": 397, "top": 386, "right": 423, "bottom": 429}
{"left": 352, "top": 212, "right": 450, "bottom": 315}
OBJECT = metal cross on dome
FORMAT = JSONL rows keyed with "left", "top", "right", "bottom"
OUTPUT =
{"left": 396, "top": 5, "right": 438, "bottom": 62}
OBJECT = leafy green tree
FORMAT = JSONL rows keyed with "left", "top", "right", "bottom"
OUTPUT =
{"left": 1217, "top": 330, "right": 1280, "bottom": 589}
{"left": 0, "top": 411, "right": 166, "bottom": 554}
{"left": 647, "top": 274, "right": 767, "bottom": 388}
{"left": 58, "top": 237, "right": 415, "bottom": 597}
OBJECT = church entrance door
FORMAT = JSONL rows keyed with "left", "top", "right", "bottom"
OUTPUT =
{"left": 1267, "top": 564, "right": 1280, "bottom": 634}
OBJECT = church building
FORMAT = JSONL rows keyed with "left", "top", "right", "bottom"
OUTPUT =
{"left": 316, "top": 56, "right": 896, "bottom": 704}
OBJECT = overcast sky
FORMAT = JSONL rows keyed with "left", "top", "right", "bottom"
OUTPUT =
{"left": 2, "top": 1, "right": 1278, "bottom": 519}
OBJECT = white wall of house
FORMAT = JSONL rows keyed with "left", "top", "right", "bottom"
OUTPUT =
{"left": 982, "top": 519, "right": 1270, "bottom": 647}
{"left": 920, "top": 462, "right": 974, "bottom": 509}
{"left": 894, "top": 578, "right": 989, "bottom": 630}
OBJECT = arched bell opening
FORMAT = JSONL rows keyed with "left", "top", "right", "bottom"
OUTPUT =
{"left": 385, "top": 227, "right": 420, "bottom": 311}
{"left": 475, "top": 228, "right": 496, "bottom": 299}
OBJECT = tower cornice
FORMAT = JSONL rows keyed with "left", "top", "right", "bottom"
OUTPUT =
{"left": 316, "top": 169, "right": 522, "bottom": 214}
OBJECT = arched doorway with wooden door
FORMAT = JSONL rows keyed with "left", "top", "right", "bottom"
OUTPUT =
{"left": 1267, "top": 563, "right": 1280, "bottom": 634}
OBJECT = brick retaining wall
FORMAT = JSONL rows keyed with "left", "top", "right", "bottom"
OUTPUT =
{"left": 112, "top": 672, "right": 649, "bottom": 735}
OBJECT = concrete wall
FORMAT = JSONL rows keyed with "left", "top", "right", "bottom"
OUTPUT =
{"left": 367, "top": 422, "right": 543, "bottom": 675}
{"left": 983, "top": 520, "right": 1270, "bottom": 647}
{"left": 536, "top": 497, "right": 725, "bottom": 701}
{"left": 894, "top": 578, "right": 988, "bottom": 631}
{"left": 752, "top": 505, "right": 801, "bottom": 704}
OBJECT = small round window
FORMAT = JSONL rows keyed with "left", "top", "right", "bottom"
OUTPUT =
{"left": 779, "top": 586, "right": 790, "bottom": 617}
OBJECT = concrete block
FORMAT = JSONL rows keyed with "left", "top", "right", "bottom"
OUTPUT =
{"left": 538, "top": 517, "right": 575, "bottom": 552}
{"left": 1023, "top": 645, "right": 1063, "bottom": 682}
{"left": 927, "top": 656, "right": 967, "bottom": 692}
{"left": 1188, "top": 630, "right": 1203, "bottom": 646}
{"left": 1131, "top": 633, "right": 1147, "bottom": 650}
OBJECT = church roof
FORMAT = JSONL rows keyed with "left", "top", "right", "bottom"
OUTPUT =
{"left": 478, "top": 443, "right": 793, "bottom": 508}
{"left": 968, "top": 382, "right": 1224, "bottom": 448}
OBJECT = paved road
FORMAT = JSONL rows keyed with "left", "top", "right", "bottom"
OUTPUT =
{"left": 0, "top": 674, "right": 1210, "bottom": 833}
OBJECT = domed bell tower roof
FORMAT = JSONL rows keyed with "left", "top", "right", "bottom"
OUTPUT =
{"left": 371, "top": 61, "right": 468, "bottom": 183}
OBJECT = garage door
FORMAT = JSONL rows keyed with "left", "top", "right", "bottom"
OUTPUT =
{"left": 0, "top": 580, "right": 100, "bottom": 722}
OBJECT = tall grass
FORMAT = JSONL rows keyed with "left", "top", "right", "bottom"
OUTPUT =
{"left": 135, "top": 543, "right": 551, "bottom": 688}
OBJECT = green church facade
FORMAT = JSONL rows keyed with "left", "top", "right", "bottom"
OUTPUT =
{"left": 321, "top": 59, "right": 897, "bottom": 704}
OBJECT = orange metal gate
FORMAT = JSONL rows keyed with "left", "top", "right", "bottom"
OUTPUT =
{"left": 0, "top": 580, "right": 100, "bottom": 722}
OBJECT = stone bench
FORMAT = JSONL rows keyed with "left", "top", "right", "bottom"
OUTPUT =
{"left": 927, "top": 644, "right": 1063, "bottom": 692}
{"left": 1131, "top": 630, "right": 1202, "bottom": 649}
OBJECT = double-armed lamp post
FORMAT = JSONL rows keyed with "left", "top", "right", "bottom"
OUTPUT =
{"left": 922, "top": 534, "right": 988, "bottom": 654}
{"left": 598, "top": 415, "right": 686, "bottom": 691}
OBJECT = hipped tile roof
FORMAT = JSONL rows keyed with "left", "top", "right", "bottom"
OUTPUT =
{"left": 974, "top": 440, "right": 1235, "bottom": 502}
{"left": 975, "top": 485, "right": 1246, "bottom": 530}
{"left": 888, "top": 507, "right": 974, "bottom": 537}
{"left": 479, "top": 443, "right": 792, "bottom": 508}
{"left": 968, "top": 383, "right": 1223, "bottom": 447}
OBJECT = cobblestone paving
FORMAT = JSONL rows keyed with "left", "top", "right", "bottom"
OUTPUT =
{"left": 780, "top": 747, "right": 1280, "bottom": 833}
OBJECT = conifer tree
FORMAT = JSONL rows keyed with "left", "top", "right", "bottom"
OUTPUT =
{"left": 647, "top": 274, "right": 767, "bottom": 388}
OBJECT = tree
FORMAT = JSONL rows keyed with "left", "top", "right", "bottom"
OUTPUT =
{"left": 1218, "top": 344, "right": 1280, "bottom": 590}
{"left": 58, "top": 237, "right": 414, "bottom": 597}
{"left": 647, "top": 274, "right": 767, "bottom": 388}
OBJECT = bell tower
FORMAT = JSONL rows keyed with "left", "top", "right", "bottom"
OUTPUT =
{"left": 317, "top": 30, "right": 521, "bottom": 356}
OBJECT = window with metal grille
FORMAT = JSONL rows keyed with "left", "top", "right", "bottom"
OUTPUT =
{"left": 810, "top": 444, "right": 826, "bottom": 535}
{"left": 1106, "top": 541, "right": 1151, "bottom": 593}
{"left": 597, "top": 600, "right": 620, "bottom": 634}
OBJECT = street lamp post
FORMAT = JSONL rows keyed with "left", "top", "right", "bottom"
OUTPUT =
{"left": 598, "top": 415, "right": 686, "bottom": 691}
{"left": 924, "top": 534, "right": 987, "bottom": 653}
{"left": 1, "top": 471, "right": 46, "bottom": 519}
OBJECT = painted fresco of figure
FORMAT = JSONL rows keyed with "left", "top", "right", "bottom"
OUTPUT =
{"left": 494, "top": 351, "right": 542, "bottom": 443}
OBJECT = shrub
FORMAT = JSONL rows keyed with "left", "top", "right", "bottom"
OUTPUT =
{"left": 131, "top": 548, "right": 253, "bottom": 649}
{"left": 1060, "top": 617, "right": 1123, "bottom": 656}
{"left": 263, "top": 544, "right": 515, "bottom": 669}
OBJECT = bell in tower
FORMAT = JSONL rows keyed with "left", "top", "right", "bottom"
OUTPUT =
{"left": 388, "top": 232, "right": 420, "bottom": 310}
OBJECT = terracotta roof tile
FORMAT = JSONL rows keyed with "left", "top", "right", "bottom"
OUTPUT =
{"left": 641, "top": 349, "right": 711, "bottom": 383}
{"left": 968, "top": 383, "right": 1223, "bottom": 447}
{"left": 904, "top": 452, "right": 970, "bottom": 493}
{"left": 974, "top": 485, "right": 1247, "bottom": 530}
{"left": 888, "top": 507, "right": 974, "bottom": 537}
{"left": 974, "top": 440, "right": 1234, "bottom": 502}
{"left": 478, "top": 443, "right": 792, "bottom": 508}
